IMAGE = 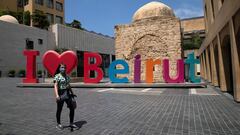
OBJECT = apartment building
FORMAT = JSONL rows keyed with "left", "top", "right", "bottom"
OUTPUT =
{"left": 0, "top": 0, "right": 65, "bottom": 24}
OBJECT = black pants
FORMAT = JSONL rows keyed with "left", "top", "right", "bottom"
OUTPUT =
{"left": 56, "top": 98, "right": 75, "bottom": 124}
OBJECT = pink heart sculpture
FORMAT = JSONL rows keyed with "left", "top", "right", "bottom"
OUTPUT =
{"left": 42, "top": 50, "right": 78, "bottom": 76}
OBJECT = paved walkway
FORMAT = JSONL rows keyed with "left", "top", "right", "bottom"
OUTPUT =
{"left": 0, "top": 78, "right": 240, "bottom": 135}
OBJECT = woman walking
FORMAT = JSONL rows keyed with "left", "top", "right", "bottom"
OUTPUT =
{"left": 53, "top": 64, "right": 77, "bottom": 130}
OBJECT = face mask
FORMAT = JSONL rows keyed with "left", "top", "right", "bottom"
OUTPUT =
{"left": 59, "top": 67, "right": 65, "bottom": 73}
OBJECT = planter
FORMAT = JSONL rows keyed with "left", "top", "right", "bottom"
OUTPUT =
{"left": 37, "top": 74, "right": 42, "bottom": 78}
{"left": 8, "top": 73, "right": 15, "bottom": 77}
{"left": 18, "top": 74, "right": 25, "bottom": 78}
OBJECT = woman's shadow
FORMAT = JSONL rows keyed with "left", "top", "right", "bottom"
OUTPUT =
{"left": 63, "top": 120, "right": 87, "bottom": 132}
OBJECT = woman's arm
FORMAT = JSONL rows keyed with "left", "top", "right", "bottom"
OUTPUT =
{"left": 54, "top": 82, "right": 59, "bottom": 98}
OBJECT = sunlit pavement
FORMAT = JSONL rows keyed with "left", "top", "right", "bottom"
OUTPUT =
{"left": 0, "top": 78, "right": 240, "bottom": 135}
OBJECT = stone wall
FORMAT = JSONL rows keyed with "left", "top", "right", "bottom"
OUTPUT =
{"left": 115, "top": 16, "right": 182, "bottom": 82}
{"left": 181, "top": 17, "right": 205, "bottom": 32}
{"left": 0, "top": 20, "right": 55, "bottom": 77}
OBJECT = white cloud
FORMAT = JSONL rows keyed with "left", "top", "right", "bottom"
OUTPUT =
{"left": 175, "top": 7, "right": 203, "bottom": 19}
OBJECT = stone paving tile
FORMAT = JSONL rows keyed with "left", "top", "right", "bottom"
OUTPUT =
{"left": 97, "top": 88, "right": 163, "bottom": 96}
{"left": 0, "top": 78, "right": 240, "bottom": 135}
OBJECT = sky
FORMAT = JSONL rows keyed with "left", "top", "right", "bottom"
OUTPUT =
{"left": 65, "top": 0, "right": 204, "bottom": 37}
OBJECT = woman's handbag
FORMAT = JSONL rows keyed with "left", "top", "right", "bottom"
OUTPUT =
{"left": 70, "top": 94, "right": 77, "bottom": 109}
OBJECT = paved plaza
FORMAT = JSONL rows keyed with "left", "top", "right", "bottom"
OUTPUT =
{"left": 0, "top": 78, "right": 240, "bottom": 135}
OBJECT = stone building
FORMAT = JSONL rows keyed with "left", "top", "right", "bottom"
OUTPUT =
{"left": 199, "top": 0, "right": 240, "bottom": 102}
{"left": 115, "top": 1, "right": 182, "bottom": 82}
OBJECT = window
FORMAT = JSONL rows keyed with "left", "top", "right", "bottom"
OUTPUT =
{"left": 17, "top": 0, "right": 29, "bottom": 7}
{"left": 46, "top": 0, "right": 53, "bottom": 8}
{"left": 56, "top": 16, "right": 63, "bottom": 24}
{"left": 17, "top": 0, "right": 23, "bottom": 7}
{"left": 25, "top": 0, "right": 29, "bottom": 5}
{"left": 34, "top": 9, "right": 44, "bottom": 15}
{"left": 26, "top": 39, "right": 34, "bottom": 50}
{"left": 56, "top": 2, "right": 63, "bottom": 11}
{"left": 46, "top": 13, "right": 54, "bottom": 24}
{"left": 35, "top": 0, "right": 43, "bottom": 5}
{"left": 38, "top": 39, "right": 43, "bottom": 45}
{"left": 112, "top": 55, "right": 115, "bottom": 61}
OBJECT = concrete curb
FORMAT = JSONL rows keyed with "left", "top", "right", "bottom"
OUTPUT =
{"left": 16, "top": 82, "right": 207, "bottom": 88}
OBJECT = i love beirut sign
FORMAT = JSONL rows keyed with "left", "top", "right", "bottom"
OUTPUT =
{"left": 22, "top": 50, "right": 200, "bottom": 84}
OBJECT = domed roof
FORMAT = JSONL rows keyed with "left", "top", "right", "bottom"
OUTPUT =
{"left": 0, "top": 15, "right": 19, "bottom": 24}
{"left": 133, "top": 1, "right": 175, "bottom": 22}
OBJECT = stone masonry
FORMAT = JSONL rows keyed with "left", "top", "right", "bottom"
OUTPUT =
{"left": 114, "top": 2, "right": 182, "bottom": 82}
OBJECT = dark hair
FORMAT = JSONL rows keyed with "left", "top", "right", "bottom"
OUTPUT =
{"left": 54, "top": 63, "right": 66, "bottom": 76}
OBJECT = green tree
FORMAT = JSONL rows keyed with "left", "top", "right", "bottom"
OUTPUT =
{"left": 0, "top": 10, "right": 30, "bottom": 25}
{"left": 183, "top": 32, "right": 203, "bottom": 50}
{"left": 15, "top": 11, "right": 30, "bottom": 25}
{"left": 66, "top": 19, "right": 83, "bottom": 30}
{"left": 54, "top": 47, "right": 68, "bottom": 54}
{"left": 0, "top": 9, "right": 9, "bottom": 16}
{"left": 191, "top": 32, "right": 203, "bottom": 49}
{"left": 23, "top": 11, "right": 30, "bottom": 25}
{"left": 31, "top": 10, "right": 49, "bottom": 29}
{"left": 0, "top": 10, "right": 16, "bottom": 18}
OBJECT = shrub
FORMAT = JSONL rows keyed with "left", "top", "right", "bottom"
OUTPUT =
{"left": 54, "top": 47, "right": 68, "bottom": 54}
{"left": 8, "top": 70, "right": 16, "bottom": 77}
{"left": 18, "top": 69, "right": 25, "bottom": 77}
{"left": 71, "top": 71, "right": 77, "bottom": 77}
{"left": 37, "top": 70, "right": 42, "bottom": 78}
